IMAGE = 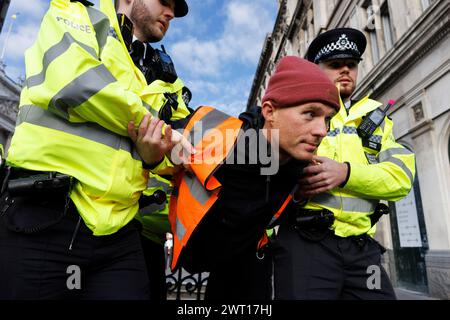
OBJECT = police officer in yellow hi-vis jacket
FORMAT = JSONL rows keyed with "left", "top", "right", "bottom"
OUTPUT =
{"left": 0, "top": 0, "right": 193, "bottom": 300}
{"left": 274, "top": 28, "right": 416, "bottom": 300}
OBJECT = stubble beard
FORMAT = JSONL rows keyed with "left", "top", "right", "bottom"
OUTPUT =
{"left": 131, "top": 0, "right": 164, "bottom": 43}
{"left": 337, "top": 82, "right": 356, "bottom": 102}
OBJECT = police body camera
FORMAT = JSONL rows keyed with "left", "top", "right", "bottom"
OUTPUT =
{"left": 144, "top": 45, "right": 178, "bottom": 84}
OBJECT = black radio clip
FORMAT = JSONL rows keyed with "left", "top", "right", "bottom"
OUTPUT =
{"left": 357, "top": 100, "right": 395, "bottom": 140}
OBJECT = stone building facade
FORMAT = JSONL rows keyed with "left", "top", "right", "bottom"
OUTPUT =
{"left": 0, "top": 0, "right": 19, "bottom": 153}
{"left": 248, "top": 0, "right": 450, "bottom": 299}
{"left": 0, "top": 65, "right": 20, "bottom": 153}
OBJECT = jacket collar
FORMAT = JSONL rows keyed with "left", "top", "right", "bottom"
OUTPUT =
{"left": 341, "top": 95, "right": 383, "bottom": 122}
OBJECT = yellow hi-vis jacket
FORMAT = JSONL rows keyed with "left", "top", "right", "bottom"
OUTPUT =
{"left": 304, "top": 96, "right": 416, "bottom": 237}
{"left": 136, "top": 173, "right": 173, "bottom": 245}
{"left": 6, "top": 0, "right": 190, "bottom": 235}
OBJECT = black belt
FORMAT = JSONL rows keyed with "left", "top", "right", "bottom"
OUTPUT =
{"left": 292, "top": 208, "right": 335, "bottom": 230}
{"left": 1, "top": 167, "right": 71, "bottom": 197}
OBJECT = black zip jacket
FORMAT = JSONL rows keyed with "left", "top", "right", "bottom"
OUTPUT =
{"left": 180, "top": 107, "right": 305, "bottom": 273}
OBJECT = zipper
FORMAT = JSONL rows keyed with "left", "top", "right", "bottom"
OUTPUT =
{"left": 69, "top": 216, "right": 82, "bottom": 251}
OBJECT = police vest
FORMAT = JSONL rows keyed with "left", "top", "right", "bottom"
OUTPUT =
{"left": 168, "top": 106, "right": 293, "bottom": 270}
{"left": 7, "top": 0, "right": 190, "bottom": 235}
{"left": 304, "top": 96, "right": 415, "bottom": 237}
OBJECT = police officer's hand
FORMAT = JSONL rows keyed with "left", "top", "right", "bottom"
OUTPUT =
{"left": 297, "top": 156, "right": 349, "bottom": 197}
{"left": 128, "top": 114, "right": 195, "bottom": 167}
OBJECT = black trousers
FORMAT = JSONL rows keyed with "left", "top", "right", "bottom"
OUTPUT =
{"left": 273, "top": 221, "right": 396, "bottom": 300}
{"left": 0, "top": 194, "right": 150, "bottom": 300}
{"left": 140, "top": 235, "right": 167, "bottom": 301}
{"left": 205, "top": 248, "right": 273, "bottom": 301}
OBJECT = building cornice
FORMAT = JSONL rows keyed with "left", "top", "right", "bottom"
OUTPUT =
{"left": 0, "top": 69, "right": 21, "bottom": 96}
{"left": 246, "top": 35, "right": 273, "bottom": 109}
{"left": 287, "top": 0, "right": 308, "bottom": 41}
{"left": 328, "top": 0, "right": 354, "bottom": 29}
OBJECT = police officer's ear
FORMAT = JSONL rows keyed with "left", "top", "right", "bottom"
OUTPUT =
{"left": 261, "top": 100, "right": 277, "bottom": 127}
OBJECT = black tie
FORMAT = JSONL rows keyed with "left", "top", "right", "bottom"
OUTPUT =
{"left": 130, "top": 40, "right": 146, "bottom": 70}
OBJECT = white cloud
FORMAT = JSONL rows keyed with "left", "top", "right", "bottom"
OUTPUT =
{"left": 171, "top": 38, "right": 222, "bottom": 76}
{"left": 171, "top": 0, "right": 275, "bottom": 77}
{"left": 185, "top": 76, "right": 252, "bottom": 117}
{"left": 9, "top": 0, "right": 48, "bottom": 20}
{"left": 1, "top": 23, "right": 39, "bottom": 63}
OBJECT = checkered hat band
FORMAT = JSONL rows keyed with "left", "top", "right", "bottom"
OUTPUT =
{"left": 315, "top": 36, "right": 360, "bottom": 63}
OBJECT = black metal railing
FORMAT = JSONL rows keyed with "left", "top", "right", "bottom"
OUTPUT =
{"left": 166, "top": 268, "right": 209, "bottom": 300}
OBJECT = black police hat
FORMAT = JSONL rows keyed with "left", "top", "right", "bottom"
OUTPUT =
{"left": 174, "top": 0, "right": 189, "bottom": 18}
{"left": 306, "top": 28, "right": 367, "bottom": 64}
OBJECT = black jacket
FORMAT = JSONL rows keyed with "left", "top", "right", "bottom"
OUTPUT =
{"left": 181, "top": 107, "right": 304, "bottom": 273}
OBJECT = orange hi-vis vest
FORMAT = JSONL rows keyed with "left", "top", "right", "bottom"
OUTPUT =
{"left": 169, "top": 106, "right": 293, "bottom": 270}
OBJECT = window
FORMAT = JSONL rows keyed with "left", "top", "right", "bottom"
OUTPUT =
{"left": 381, "top": 1, "right": 395, "bottom": 51}
{"left": 421, "top": 0, "right": 431, "bottom": 10}
{"left": 362, "top": 0, "right": 380, "bottom": 64}
{"left": 302, "top": 22, "right": 310, "bottom": 52}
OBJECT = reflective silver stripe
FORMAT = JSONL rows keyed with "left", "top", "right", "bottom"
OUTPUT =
{"left": 18, "top": 105, "right": 140, "bottom": 160}
{"left": 143, "top": 101, "right": 158, "bottom": 117}
{"left": 176, "top": 217, "right": 186, "bottom": 242}
{"left": 147, "top": 177, "right": 172, "bottom": 192}
{"left": 183, "top": 174, "right": 212, "bottom": 206}
{"left": 311, "top": 193, "right": 340, "bottom": 210}
{"left": 378, "top": 148, "right": 413, "bottom": 162}
{"left": 311, "top": 193, "right": 378, "bottom": 213}
{"left": 26, "top": 32, "right": 98, "bottom": 89}
{"left": 189, "top": 109, "right": 230, "bottom": 146}
{"left": 85, "top": 7, "right": 110, "bottom": 53}
{"left": 385, "top": 157, "right": 414, "bottom": 184}
{"left": 49, "top": 64, "right": 116, "bottom": 119}
{"left": 139, "top": 202, "right": 166, "bottom": 215}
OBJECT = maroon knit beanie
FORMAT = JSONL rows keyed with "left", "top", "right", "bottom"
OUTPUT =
{"left": 262, "top": 56, "right": 340, "bottom": 111}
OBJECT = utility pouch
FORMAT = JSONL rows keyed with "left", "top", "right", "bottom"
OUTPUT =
{"left": 0, "top": 170, "right": 72, "bottom": 234}
{"left": 370, "top": 203, "right": 390, "bottom": 227}
{"left": 293, "top": 208, "right": 334, "bottom": 242}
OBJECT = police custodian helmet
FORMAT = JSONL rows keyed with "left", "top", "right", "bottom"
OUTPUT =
{"left": 306, "top": 28, "right": 367, "bottom": 64}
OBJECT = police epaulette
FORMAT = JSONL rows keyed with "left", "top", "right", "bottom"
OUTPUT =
{"left": 70, "top": 0, "right": 94, "bottom": 6}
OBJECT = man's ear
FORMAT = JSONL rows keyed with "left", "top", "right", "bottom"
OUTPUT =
{"left": 261, "top": 101, "right": 276, "bottom": 127}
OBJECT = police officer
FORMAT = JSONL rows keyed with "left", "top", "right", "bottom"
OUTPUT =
{"left": 114, "top": 0, "right": 192, "bottom": 301}
{"left": 273, "top": 28, "right": 416, "bottom": 300}
{"left": 0, "top": 0, "right": 191, "bottom": 300}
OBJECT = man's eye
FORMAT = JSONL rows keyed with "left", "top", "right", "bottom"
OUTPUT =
{"left": 160, "top": 0, "right": 170, "bottom": 7}
{"left": 305, "top": 112, "right": 314, "bottom": 119}
{"left": 330, "top": 62, "right": 341, "bottom": 69}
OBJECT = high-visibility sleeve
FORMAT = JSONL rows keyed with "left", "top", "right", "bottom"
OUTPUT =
{"left": 25, "top": 0, "right": 149, "bottom": 137}
{"left": 344, "top": 117, "right": 416, "bottom": 201}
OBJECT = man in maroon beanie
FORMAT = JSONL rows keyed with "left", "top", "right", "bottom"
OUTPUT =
{"left": 152, "top": 56, "right": 340, "bottom": 301}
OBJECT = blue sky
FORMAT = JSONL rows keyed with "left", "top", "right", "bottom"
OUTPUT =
{"left": 0, "top": 0, "right": 278, "bottom": 116}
